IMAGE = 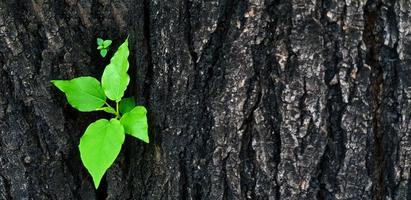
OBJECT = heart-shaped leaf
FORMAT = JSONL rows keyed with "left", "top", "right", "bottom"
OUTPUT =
{"left": 79, "top": 118, "right": 125, "bottom": 188}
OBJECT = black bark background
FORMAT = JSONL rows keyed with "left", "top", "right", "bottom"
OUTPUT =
{"left": 1, "top": 0, "right": 411, "bottom": 199}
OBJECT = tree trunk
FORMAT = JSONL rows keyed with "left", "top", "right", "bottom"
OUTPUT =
{"left": 1, "top": 0, "right": 411, "bottom": 199}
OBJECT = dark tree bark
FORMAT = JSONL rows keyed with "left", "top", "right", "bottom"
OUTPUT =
{"left": 0, "top": 0, "right": 411, "bottom": 199}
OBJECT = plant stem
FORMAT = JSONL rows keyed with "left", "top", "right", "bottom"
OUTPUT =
{"left": 102, "top": 101, "right": 120, "bottom": 119}
{"left": 115, "top": 102, "right": 120, "bottom": 119}
{"left": 104, "top": 102, "right": 112, "bottom": 108}
{"left": 103, "top": 101, "right": 119, "bottom": 117}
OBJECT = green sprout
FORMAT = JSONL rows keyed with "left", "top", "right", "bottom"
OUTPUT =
{"left": 51, "top": 37, "right": 149, "bottom": 189}
{"left": 97, "top": 38, "right": 112, "bottom": 57}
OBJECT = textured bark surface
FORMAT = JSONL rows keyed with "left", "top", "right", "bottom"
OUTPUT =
{"left": 0, "top": 0, "right": 411, "bottom": 199}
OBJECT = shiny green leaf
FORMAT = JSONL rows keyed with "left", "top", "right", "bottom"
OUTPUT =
{"left": 101, "top": 38, "right": 130, "bottom": 102}
{"left": 79, "top": 119, "right": 125, "bottom": 188}
{"left": 51, "top": 77, "right": 106, "bottom": 112}
{"left": 120, "top": 106, "right": 149, "bottom": 143}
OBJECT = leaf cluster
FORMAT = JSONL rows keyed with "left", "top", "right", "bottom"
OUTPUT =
{"left": 52, "top": 38, "right": 148, "bottom": 188}
{"left": 97, "top": 38, "right": 112, "bottom": 57}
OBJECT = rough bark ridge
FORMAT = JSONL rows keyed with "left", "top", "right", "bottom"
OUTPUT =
{"left": 0, "top": 0, "right": 410, "bottom": 199}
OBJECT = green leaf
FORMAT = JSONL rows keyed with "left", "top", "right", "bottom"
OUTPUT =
{"left": 51, "top": 77, "right": 106, "bottom": 112}
{"left": 103, "top": 40, "right": 112, "bottom": 48}
{"left": 97, "top": 38, "right": 103, "bottom": 46}
{"left": 100, "top": 49, "right": 108, "bottom": 57}
{"left": 120, "top": 106, "right": 149, "bottom": 143}
{"left": 119, "top": 97, "right": 135, "bottom": 115}
{"left": 96, "top": 106, "right": 116, "bottom": 114}
{"left": 79, "top": 118, "right": 125, "bottom": 188}
{"left": 97, "top": 46, "right": 103, "bottom": 50}
{"left": 101, "top": 38, "right": 130, "bottom": 102}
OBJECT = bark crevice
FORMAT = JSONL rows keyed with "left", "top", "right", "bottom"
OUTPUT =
{"left": 364, "top": 0, "right": 385, "bottom": 199}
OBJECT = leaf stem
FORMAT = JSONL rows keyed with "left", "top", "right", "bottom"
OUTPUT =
{"left": 115, "top": 102, "right": 120, "bottom": 119}
{"left": 104, "top": 102, "right": 112, "bottom": 108}
{"left": 103, "top": 101, "right": 119, "bottom": 117}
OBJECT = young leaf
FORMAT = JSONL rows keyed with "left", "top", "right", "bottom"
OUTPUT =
{"left": 79, "top": 119, "right": 125, "bottom": 188}
{"left": 101, "top": 38, "right": 130, "bottom": 102}
{"left": 120, "top": 106, "right": 149, "bottom": 143}
{"left": 51, "top": 77, "right": 106, "bottom": 112}
{"left": 100, "top": 49, "right": 108, "bottom": 57}
{"left": 97, "top": 38, "right": 103, "bottom": 46}
{"left": 102, "top": 40, "right": 112, "bottom": 48}
{"left": 119, "top": 97, "right": 135, "bottom": 115}
{"left": 97, "top": 46, "right": 103, "bottom": 50}
{"left": 96, "top": 106, "right": 116, "bottom": 114}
